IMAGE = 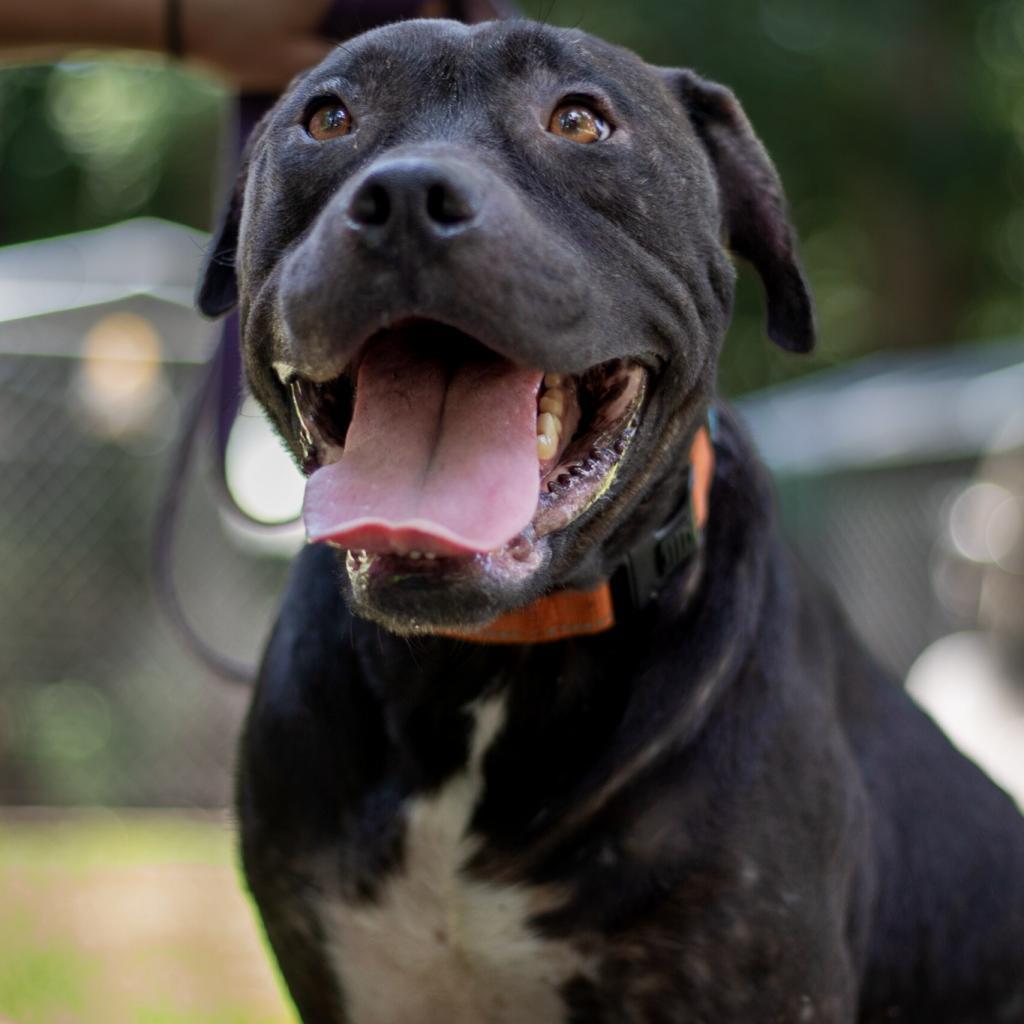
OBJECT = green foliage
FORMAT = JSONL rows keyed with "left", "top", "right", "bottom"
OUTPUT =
{"left": 0, "top": 923, "right": 90, "bottom": 1024}
{"left": 135, "top": 1011, "right": 285, "bottom": 1024}
{"left": 0, "top": 57, "right": 225, "bottom": 243}
{"left": 0, "top": 815, "right": 293, "bottom": 1023}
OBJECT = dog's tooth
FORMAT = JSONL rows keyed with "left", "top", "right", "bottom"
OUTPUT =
{"left": 543, "top": 372, "right": 562, "bottom": 389}
{"left": 539, "top": 390, "right": 565, "bottom": 417}
{"left": 424, "top": 552, "right": 437, "bottom": 560}
{"left": 537, "top": 412, "right": 561, "bottom": 441}
{"left": 273, "top": 360, "right": 298, "bottom": 385}
{"left": 537, "top": 406, "right": 563, "bottom": 462}
{"left": 408, "top": 550, "right": 422, "bottom": 560}
{"left": 537, "top": 434, "right": 558, "bottom": 460}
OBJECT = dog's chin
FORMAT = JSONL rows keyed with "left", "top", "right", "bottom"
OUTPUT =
{"left": 335, "top": 538, "right": 551, "bottom": 635}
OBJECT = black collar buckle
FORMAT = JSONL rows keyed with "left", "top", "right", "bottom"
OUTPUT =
{"left": 610, "top": 484, "right": 699, "bottom": 613}
{"left": 609, "top": 412, "right": 716, "bottom": 614}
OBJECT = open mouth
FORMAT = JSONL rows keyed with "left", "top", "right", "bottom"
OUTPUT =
{"left": 282, "top": 319, "right": 646, "bottom": 573}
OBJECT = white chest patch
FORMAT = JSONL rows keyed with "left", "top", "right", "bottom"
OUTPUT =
{"left": 321, "top": 695, "right": 587, "bottom": 1024}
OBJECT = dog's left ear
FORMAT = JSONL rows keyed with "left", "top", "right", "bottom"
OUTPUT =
{"left": 664, "top": 69, "right": 815, "bottom": 353}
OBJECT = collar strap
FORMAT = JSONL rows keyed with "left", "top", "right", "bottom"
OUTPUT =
{"left": 437, "top": 583, "right": 615, "bottom": 644}
{"left": 442, "top": 422, "right": 715, "bottom": 645}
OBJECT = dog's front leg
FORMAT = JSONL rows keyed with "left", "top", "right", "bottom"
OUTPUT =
{"left": 237, "top": 544, "right": 380, "bottom": 1023}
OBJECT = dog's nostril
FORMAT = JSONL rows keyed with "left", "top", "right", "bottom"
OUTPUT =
{"left": 350, "top": 183, "right": 391, "bottom": 227}
{"left": 348, "top": 168, "right": 477, "bottom": 236}
{"left": 426, "top": 182, "right": 474, "bottom": 226}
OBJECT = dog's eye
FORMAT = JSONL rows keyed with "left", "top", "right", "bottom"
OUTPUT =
{"left": 306, "top": 101, "right": 353, "bottom": 141}
{"left": 548, "top": 103, "right": 611, "bottom": 144}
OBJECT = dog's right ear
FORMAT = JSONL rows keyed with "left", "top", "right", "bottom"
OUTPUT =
{"left": 196, "top": 174, "right": 244, "bottom": 318}
{"left": 196, "top": 111, "right": 273, "bottom": 319}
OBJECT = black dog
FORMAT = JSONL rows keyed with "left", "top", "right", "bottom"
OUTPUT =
{"left": 197, "top": 18, "right": 1024, "bottom": 1023}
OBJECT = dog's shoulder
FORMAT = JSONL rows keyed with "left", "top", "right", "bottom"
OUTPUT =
{"left": 779, "top": 520, "right": 1024, "bottom": 1016}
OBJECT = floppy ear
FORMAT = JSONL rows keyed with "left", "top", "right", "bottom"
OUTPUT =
{"left": 196, "top": 109, "right": 274, "bottom": 319}
{"left": 196, "top": 173, "right": 244, "bottom": 318}
{"left": 665, "top": 69, "right": 814, "bottom": 353}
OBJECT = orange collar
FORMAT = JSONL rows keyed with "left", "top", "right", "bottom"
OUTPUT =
{"left": 441, "top": 424, "right": 715, "bottom": 645}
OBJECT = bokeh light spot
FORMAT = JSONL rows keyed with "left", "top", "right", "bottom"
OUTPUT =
{"left": 225, "top": 397, "right": 305, "bottom": 525}
{"left": 77, "top": 312, "right": 166, "bottom": 437}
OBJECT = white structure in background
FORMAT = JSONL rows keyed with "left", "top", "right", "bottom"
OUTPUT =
{"left": 0, "top": 217, "right": 306, "bottom": 541}
{"left": 741, "top": 340, "right": 1024, "bottom": 474}
{"left": 907, "top": 633, "right": 1024, "bottom": 811}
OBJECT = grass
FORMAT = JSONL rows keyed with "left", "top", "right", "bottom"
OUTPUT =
{"left": 0, "top": 809, "right": 294, "bottom": 1024}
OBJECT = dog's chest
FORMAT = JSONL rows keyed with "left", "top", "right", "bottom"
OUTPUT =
{"left": 320, "top": 696, "right": 586, "bottom": 1024}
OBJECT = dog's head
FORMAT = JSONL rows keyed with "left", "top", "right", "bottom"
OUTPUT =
{"left": 198, "top": 18, "right": 813, "bottom": 633}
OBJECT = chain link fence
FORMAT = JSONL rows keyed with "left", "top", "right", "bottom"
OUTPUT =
{"left": 0, "top": 222, "right": 294, "bottom": 808}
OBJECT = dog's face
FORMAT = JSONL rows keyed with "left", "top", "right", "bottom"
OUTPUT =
{"left": 199, "top": 18, "right": 812, "bottom": 633}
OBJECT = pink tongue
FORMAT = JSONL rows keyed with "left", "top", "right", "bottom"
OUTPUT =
{"left": 303, "top": 334, "right": 542, "bottom": 555}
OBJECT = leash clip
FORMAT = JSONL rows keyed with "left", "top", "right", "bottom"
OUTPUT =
{"left": 611, "top": 412, "right": 717, "bottom": 613}
{"left": 612, "top": 489, "right": 698, "bottom": 612}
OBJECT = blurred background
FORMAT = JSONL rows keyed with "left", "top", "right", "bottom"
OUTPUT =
{"left": 0, "top": 0, "right": 1022, "bottom": 1020}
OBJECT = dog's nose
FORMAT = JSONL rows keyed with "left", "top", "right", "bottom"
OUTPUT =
{"left": 347, "top": 160, "right": 479, "bottom": 241}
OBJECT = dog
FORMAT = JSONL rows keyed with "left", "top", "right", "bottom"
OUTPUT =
{"left": 196, "top": 17, "right": 1024, "bottom": 1023}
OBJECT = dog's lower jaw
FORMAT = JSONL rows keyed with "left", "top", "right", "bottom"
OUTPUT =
{"left": 325, "top": 369, "right": 655, "bottom": 635}
{"left": 338, "top": 539, "right": 552, "bottom": 634}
